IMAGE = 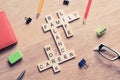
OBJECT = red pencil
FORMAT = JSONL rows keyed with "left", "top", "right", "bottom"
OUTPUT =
{"left": 83, "top": 0, "right": 92, "bottom": 25}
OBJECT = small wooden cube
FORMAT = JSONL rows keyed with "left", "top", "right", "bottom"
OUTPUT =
{"left": 8, "top": 50, "right": 23, "bottom": 65}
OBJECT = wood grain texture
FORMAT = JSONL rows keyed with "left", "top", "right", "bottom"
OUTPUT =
{"left": 0, "top": 0, "right": 120, "bottom": 80}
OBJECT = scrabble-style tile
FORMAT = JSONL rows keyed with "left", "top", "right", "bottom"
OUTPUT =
{"left": 38, "top": 51, "right": 75, "bottom": 73}
{"left": 57, "top": 51, "right": 75, "bottom": 64}
{"left": 45, "top": 15, "right": 54, "bottom": 22}
{"left": 38, "top": 11, "right": 79, "bottom": 73}
{"left": 51, "top": 61, "right": 61, "bottom": 73}
{"left": 45, "top": 45, "right": 61, "bottom": 73}
{"left": 37, "top": 60, "right": 52, "bottom": 72}
{"left": 67, "top": 12, "right": 80, "bottom": 23}
{"left": 51, "top": 28, "right": 67, "bottom": 55}
{"left": 55, "top": 19, "right": 63, "bottom": 27}
{"left": 57, "top": 10, "right": 65, "bottom": 18}
{"left": 57, "top": 11, "right": 74, "bottom": 38}
{"left": 8, "top": 50, "right": 23, "bottom": 65}
{"left": 42, "top": 24, "right": 51, "bottom": 32}
{"left": 63, "top": 23, "right": 73, "bottom": 38}
{"left": 44, "top": 45, "right": 55, "bottom": 58}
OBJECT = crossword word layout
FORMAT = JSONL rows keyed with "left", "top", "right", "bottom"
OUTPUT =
{"left": 37, "top": 10, "right": 80, "bottom": 73}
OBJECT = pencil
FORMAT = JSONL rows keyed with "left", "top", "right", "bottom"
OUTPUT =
{"left": 16, "top": 70, "right": 25, "bottom": 80}
{"left": 36, "top": 0, "right": 44, "bottom": 19}
{"left": 83, "top": 0, "right": 92, "bottom": 25}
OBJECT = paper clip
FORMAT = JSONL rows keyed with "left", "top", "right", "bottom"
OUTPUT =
{"left": 78, "top": 59, "right": 89, "bottom": 69}
{"left": 63, "top": 0, "right": 69, "bottom": 5}
{"left": 25, "top": 17, "right": 32, "bottom": 24}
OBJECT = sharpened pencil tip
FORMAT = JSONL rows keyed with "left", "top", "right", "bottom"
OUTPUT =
{"left": 83, "top": 21, "right": 85, "bottom": 25}
{"left": 36, "top": 14, "right": 40, "bottom": 19}
{"left": 23, "top": 70, "right": 26, "bottom": 73}
{"left": 83, "top": 19, "right": 86, "bottom": 25}
{"left": 16, "top": 70, "right": 26, "bottom": 80}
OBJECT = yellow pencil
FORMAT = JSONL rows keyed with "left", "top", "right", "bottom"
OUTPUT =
{"left": 36, "top": 0, "right": 44, "bottom": 19}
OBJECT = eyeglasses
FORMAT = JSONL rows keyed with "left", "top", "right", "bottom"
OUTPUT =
{"left": 94, "top": 43, "right": 120, "bottom": 61}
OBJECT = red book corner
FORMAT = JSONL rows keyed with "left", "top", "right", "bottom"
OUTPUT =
{"left": 0, "top": 11, "right": 18, "bottom": 50}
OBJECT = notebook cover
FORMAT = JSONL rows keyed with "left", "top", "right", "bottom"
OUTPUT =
{"left": 0, "top": 11, "right": 17, "bottom": 50}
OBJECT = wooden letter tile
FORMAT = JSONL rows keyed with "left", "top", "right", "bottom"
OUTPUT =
{"left": 38, "top": 10, "right": 79, "bottom": 73}
{"left": 45, "top": 15, "right": 54, "bottom": 23}
{"left": 44, "top": 45, "right": 61, "bottom": 73}
{"left": 55, "top": 19, "right": 63, "bottom": 27}
{"left": 57, "top": 10, "right": 65, "bottom": 18}
{"left": 67, "top": 12, "right": 80, "bottom": 23}
{"left": 63, "top": 23, "right": 73, "bottom": 38}
{"left": 37, "top": 60, "right": 52, "bottom": 72}
{"left": 42, "top": 24, "right": 51, "bottom": 32}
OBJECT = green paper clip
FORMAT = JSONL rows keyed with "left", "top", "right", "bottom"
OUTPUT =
{"left": 96, "top": 26, "right": 107, "bottom": 37}
{"left": 8, "top": 50, "right": 23, "bottom": 65}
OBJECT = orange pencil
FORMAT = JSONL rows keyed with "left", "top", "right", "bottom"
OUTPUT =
{"left": 36, "top": 0, "right": 44, "bottom": 19}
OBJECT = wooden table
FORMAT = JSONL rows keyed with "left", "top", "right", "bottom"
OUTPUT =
{"left": 0, "top": 0, "right": 120, "bottom": 80}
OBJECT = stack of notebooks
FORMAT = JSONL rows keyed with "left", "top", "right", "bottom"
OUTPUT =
{"left": 0, "top": 11, "right": 17, "bottom": 50}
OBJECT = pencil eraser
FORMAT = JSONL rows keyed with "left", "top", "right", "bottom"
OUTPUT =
{"left": 8, "top": 50, "right": 23, "bottom": 65}
{"left": 96, "top": 26, "right": 107, "bottom": 37}
{"left": 0, "top": 11, "right": 18, "bottom": 50}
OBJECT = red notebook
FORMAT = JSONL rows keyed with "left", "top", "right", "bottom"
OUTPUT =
{"left": 0, "top": 11, "right": 17, "bottom": 50}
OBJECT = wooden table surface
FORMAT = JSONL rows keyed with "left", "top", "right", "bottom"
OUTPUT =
{"left": 0, "top": 0, "right": 120, "bottom": 80}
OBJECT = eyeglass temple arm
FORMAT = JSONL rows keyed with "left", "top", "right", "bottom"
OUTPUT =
{"left": 118, "top": 56, "right": 120, "bottom": 59}
{"left": 98, "top": 44, "right": 104, "bottom": 51}
{"left": 94, "top": 44, "right": 104, "bottom": 51}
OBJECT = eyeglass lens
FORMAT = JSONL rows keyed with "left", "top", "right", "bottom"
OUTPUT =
{"left": 99, "top": 44, "right": 118, "bottom": 60}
